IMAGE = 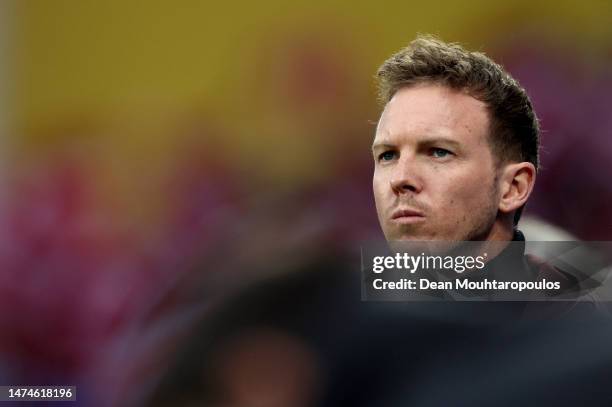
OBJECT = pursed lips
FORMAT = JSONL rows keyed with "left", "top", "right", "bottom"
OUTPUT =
{"left": 391, "top": 208, "right": 426, "bottom": 224}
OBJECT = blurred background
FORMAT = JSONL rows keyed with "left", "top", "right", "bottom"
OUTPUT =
{"left": 1, "top": 0, "right": 611, "bottom": 405}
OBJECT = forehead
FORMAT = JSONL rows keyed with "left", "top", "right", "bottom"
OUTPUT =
{"left": 375, "top": 84, "right": 490, "bottom": 145}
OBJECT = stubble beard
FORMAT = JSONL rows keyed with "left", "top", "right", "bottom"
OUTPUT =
{"left": 460, "top": 178, "right": 500, "bottom": 242}
{"left": 378, "top": 170, "right": 501, "bottom": 243}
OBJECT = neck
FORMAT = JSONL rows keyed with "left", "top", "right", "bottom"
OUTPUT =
{"left": 470, "top": 219, "right": 515, "bottom": 261}
{"left": 482, "top": 221, "right": 514, "bottom": 242}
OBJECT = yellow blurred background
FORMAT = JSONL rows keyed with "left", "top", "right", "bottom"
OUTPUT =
{"left": 8, "top": 0, "right": 612, "bottom": 224}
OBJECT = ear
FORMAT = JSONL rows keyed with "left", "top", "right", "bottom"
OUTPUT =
{"left": 498, "top": 162, "right": 537, "bottom": 214}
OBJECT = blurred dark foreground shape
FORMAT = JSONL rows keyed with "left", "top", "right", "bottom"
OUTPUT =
{"left": 150, "top": 252, "right": 612, "bottom": 407}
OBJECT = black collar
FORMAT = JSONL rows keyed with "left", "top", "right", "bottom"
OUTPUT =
{"left": 477, "top": 229, "right": 531, "bottom": 282}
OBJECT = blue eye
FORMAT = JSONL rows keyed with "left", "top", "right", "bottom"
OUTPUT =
{"left": 431, "top": 148, "right": 452, "bottom": 158}
{"left": 379, "top": 151, "right": 396, "bottom": 161}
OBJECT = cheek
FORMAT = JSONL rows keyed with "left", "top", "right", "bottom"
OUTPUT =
{"left": 372, "top": 172, "right": 387, "bottom": 202}
{"left": 438, "top": 172, "right": 495, "bottom": 212}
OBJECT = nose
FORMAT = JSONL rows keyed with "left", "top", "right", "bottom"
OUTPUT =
{"left": 390, "top": 156, "right": 423, "bottom": 195}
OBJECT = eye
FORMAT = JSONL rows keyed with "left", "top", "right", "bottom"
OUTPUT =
{"left": 378, "top": 150, "right": 397, "bottom": 162}
{"left": 430, "top": 148, "right": 452, "bottom": 158}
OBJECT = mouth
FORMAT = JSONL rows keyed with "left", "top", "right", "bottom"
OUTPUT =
{"left": 391, "top": 208, "right": 426, "bottom": 224}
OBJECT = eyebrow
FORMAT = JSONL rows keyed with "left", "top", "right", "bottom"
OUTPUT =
{"left": 420, "top": 137, "right": 462, "bottom": 149}
{"left": 371, "top": 142, "right": 395, "bottom": 153}
{"left": 372, "top": 137, "right": 462, "bottom": 152}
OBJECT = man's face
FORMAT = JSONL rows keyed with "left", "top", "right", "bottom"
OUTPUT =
{"left": 373, "top": 83, "right": 501, "bottom": 241}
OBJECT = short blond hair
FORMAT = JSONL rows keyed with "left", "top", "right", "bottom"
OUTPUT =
{"left": 376, "top": 35, "right": 540, "bottom": 170}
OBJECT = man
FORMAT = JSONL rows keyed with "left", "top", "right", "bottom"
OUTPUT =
{"left": 368, "top": 36, "right": 605, "bottom": 303}
{"left": 372, "top": 35, "right": 537, "bottom": 243}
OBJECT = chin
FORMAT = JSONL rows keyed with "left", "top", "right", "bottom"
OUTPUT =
{"left": 386, "top": 230, "right": 463, "bottom": 242}
{"left": 386, "top": 224, "right": 440, "bottom": 241}
{"left": 386, "top": 231, "right": 433, "bottom": 242}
